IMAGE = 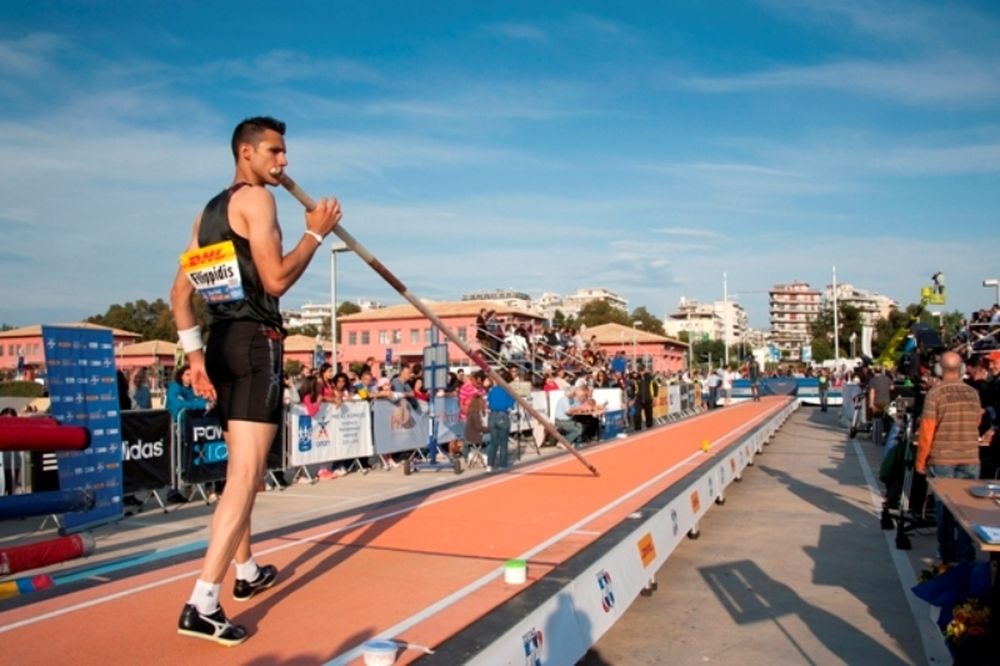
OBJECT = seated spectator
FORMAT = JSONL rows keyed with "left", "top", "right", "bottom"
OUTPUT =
{"left": 552, "top": 387, "right": 585, "bottom": 446}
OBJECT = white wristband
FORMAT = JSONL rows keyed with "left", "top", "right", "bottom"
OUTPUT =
{"left": 177, "top": 326, "right": 204, "bottom": 353}
{"left": 304, "top": 230, "right": 324, "bottom": 244}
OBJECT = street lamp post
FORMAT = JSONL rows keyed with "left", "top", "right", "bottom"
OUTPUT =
{"left": 984, "top": 279, "right": 1000, "bottom": 305}
{"left": 832, "top": 266, "right": 840, "bottom": 363}
{"left": 632, "top": 321, "right": 643, "bottom": 370}
{"left": 723, "top": 272, "right": 730, "bottom": 369}
{"left": 329, "top": 240, "right": 350, "bottom": 370}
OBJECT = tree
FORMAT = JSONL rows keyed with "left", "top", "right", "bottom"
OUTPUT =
{"left": 809, "top": 303, "right": 862, "bottom": 362}
{"left": 577, "top": 300, "right": 630, "bottom": 328}
{"left": 334, "top": 301, "right": 361, "bottom": 340}
{"left": 552, "top": 309, "right": 577, "bottom": 330}
{"left": 288, "top": 324, "right": 320, "bottom": 338}
{"left": 89, "top": 296, "right": 208, "bottom": 342}
{"left": 692, "top": 338, "right": 725, "bottom": 368}
{"left": 629, "top": 306, "right": 665, "bottom": 336}
{"left": 872, "top": 304, "right": 917, "bottom": 360}
{"left": 917, "top": 309, "right": 963, "bottom": 338}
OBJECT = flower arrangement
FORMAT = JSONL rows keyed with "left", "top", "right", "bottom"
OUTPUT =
{"left": 944, "top": 597, "right": 990, "bottom": 648}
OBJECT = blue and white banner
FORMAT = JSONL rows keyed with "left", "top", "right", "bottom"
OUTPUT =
{"left": 372, "top": 398, "right": 428, "bottom": 455}
{"left": 288, "top": 401, "right": 374, "bottom": 466}
{"left": 433, "top": 396, "right": 463, "bottom": 443}
{"left": 43, "top": 325, "right": 123, "bottom": 532}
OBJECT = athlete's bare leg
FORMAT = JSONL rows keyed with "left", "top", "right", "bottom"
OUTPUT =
{"left": 199, "top": 420, "right": 276, "bottom": 583}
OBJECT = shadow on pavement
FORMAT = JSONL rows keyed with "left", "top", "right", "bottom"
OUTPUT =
{"left": 700, "top": 559, "right": 912, "bottom": 665}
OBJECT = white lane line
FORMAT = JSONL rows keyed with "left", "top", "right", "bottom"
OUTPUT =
{"left": 325, "top": 404, "right": 788, "bottom": 665}
{"left": 0, "top": 401, "right": 786, "bottom": 638}
{"left": 851, "top": 438, "right": 950, "bottom": 665}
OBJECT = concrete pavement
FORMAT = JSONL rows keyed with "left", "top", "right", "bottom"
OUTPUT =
{"left": 581, "top": 406, "right": 950, "bottom": 665}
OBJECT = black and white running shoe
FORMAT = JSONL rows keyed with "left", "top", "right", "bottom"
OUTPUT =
{"left": 177, "top": 604, "right": 248, "bottom": 646}
{"left": 232, "top": 564, "right": 278, "bottom": 602}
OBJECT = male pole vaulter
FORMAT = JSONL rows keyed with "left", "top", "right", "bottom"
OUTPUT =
{"left": 170, "top": 116, "right": 340, "bottom": 645}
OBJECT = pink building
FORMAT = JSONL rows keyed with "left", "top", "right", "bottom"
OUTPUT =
{"left": 0, "top": 323, "right": 141, "bottom": 375}
{"left": 337, "top": 300, "right": 545, "bottom": 371}
{"left": 585, "top": 322, "right": 688, "bottom": 374}
{"left": 284, "top": 334, "right": 332, "bottom": 371}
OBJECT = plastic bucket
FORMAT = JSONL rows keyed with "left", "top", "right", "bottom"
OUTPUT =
{"left": 362, "top": 639, "right": 398, "bottom": 666}
{"left": 504, "top": 559, "right": 527, "bottom": 585}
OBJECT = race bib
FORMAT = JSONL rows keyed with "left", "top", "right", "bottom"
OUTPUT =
{"left": 179, "top": 240, "right": 244, "bottom": 304}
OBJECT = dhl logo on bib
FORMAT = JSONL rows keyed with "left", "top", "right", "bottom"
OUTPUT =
{"left": 180, "top": 240, "right": 245, "bottom": 304}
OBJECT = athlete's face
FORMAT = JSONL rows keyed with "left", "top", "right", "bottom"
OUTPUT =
{"left": 246, "top": 129, "right": 288, "bottom": 184}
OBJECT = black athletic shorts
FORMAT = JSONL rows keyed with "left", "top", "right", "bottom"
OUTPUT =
{"left": 206, "top": 320, "right": 284, "bottom": 430}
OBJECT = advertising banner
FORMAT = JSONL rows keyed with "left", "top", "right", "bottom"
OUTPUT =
{"left": 602, "top": 410, "right": 626, "bottom": 439}
{"left": 288, "top": 401, "right": 374, "bottom": 467}
{"left": 178, "top": 409, "right": 282, "bottom": 484}
{"left": 667, "top": 385, "right": 682, "bottom": 415}
{"left": 120, "top": 409, "right": 172, "bottom": 493}
{"left": 372, "top": 399, "right": 428, "bottom": 455}
{"left": 433, "top": 396, "right": 463, "bottom": 443}
{"left": 507, "top": 391, "right": 546, "bottom": 436}
{"left": 592, "top": 388, "right": 623, "bottom": 412}
{"left": 43, "top": 325, "right": 123, "bottom": 532}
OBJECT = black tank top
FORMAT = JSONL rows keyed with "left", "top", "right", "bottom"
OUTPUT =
{"left": 197, "top": 183, "right": 283, "bottom": 330}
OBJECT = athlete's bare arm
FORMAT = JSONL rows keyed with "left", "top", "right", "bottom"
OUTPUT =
{"left": 169, "top": 214, "right": 216, "bottom": 400}
{"left": 231, "top": 186, "right": 341, "bottom": 297}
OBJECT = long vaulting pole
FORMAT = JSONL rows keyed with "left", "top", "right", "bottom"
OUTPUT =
{"left": 275, "top": 170, "right": 599, "bottom": 477}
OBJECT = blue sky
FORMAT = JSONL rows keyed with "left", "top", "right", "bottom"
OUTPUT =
{"left": 1, "top": 0, "right": 999, "bottom": 329}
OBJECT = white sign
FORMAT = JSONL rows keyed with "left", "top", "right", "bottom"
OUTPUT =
{"left": 288, "top": 401, "right": 374, "bottom": 467}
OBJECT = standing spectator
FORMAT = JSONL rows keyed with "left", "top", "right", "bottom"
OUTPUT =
{"left": 721, "top": 366, "right": 733, "bottom": 407}
{"left": 630, "top": 362, "right": 658, "bottom": 431}
{"left": 706, "top": 368, "right": 721, "bottom": 410}
{"left": 611, "top": 350, "right": 628, "bottom": 377}
{"left": 486, "top": 369, "right": 516, "bottom": 471}
{"left": 976, "top": 351, "right": 1000, "bottom": 479}
{"left": 166, "top": 364, "right": 209, "bottom": 420}
{"left": 691, "top": 370, "right": 704, "bottom": 411}
{"left": 915, "top": 352, "right": 988, "bottom": 563}
{"left": 463, "top": 393, "right": 487, "bottom": 465}
{"left": 748, "top": 357, "right": 762, "bottom": 403}
{"left": 868, "top": 365, "right": 894, "bottom": 446}
{"left": 475, "top": 308, "right": 489, "bottom": 349}
{"left": 391, "top": 365, "right": 419, "bottom": 410}
{"left": 130, "top": 368, "right": 152, "bottom": 410}
{"left": 458, "top": 370, "right": 486, "bottom": 420}
{"left": 817, "top": 368, "right": 830, "bottom": 412}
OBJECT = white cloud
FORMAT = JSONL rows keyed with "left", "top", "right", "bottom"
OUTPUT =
{"left": 654, "top": 227, "right": 724, "bottom": 240}
{"left": 489, "top": 22, "right": 549, "bottom": 42}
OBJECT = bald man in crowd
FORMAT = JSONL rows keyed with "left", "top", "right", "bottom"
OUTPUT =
{"left": 915, "top": 351, "right": 987, "bottom": 564}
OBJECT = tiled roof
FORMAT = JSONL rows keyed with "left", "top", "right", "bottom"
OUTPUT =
{"left": 119, "top": 339, "right": 177, "bottom": 356}
{"left": 284, "top": 334, "right": 332, "bottom": 352}
{"left": 0, "top": 322, "right": 142, "bottom": 339}
{"left": 338, "top": 300, "right": 544, "bottom": 323}
{"left": 584, "top": 322, "right": 687, "bottom": 347}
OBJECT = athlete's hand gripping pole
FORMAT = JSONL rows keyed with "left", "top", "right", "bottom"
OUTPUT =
{"left": 272, "top": 168, "right": 599, "bottom": 477}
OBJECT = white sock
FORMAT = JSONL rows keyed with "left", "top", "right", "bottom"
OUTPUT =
{"left": 234, "top": 557, "right": 259, "bottom": 582}
{"left": 188, "top": 579, "right": 221, "bottom": 615}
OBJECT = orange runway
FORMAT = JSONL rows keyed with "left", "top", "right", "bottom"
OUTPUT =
{"left": 1, "top": 398, "right": 792, "bottom": 665}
